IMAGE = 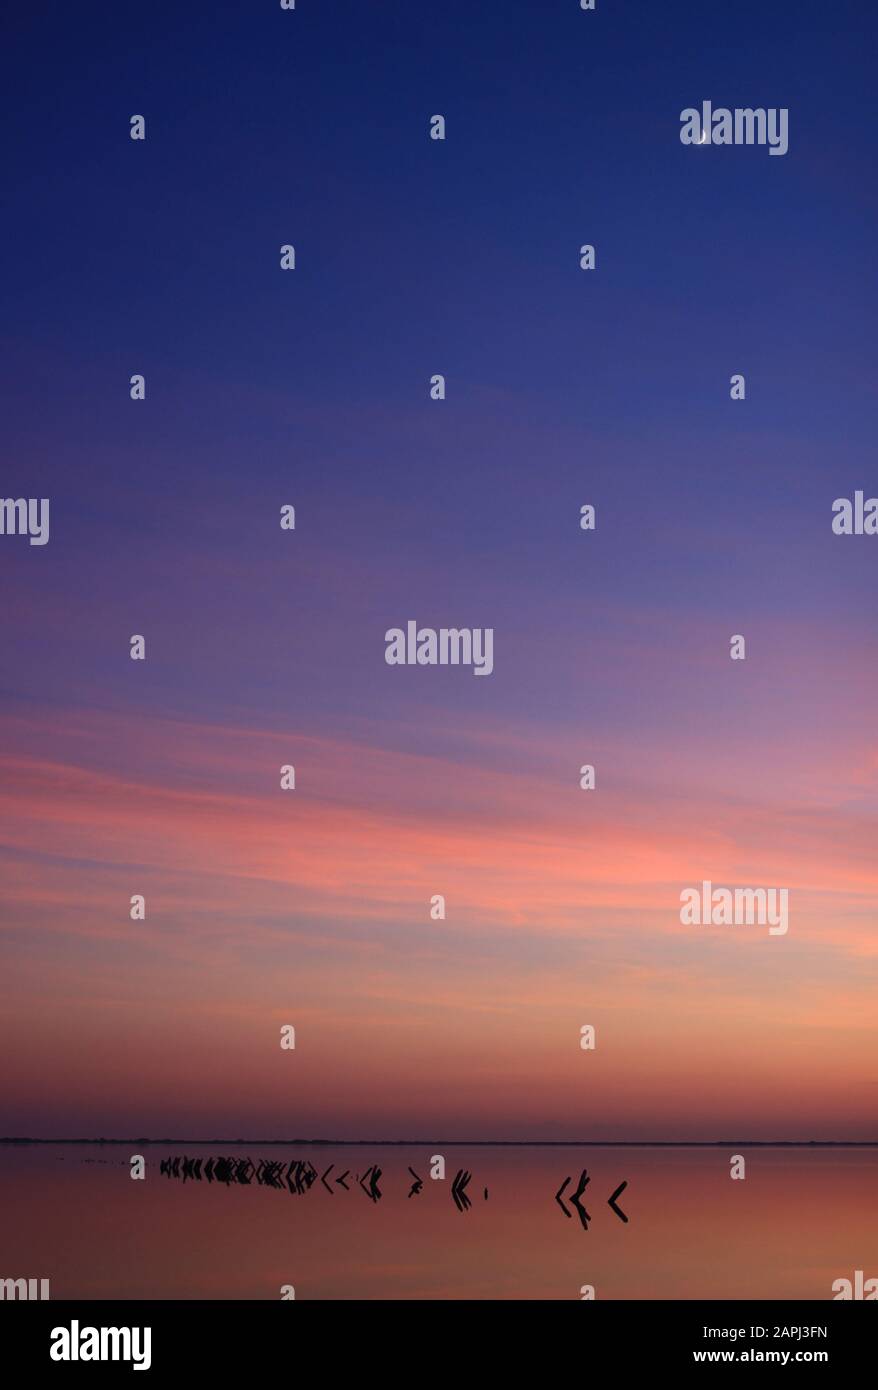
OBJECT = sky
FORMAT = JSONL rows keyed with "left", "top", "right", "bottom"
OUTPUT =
{"left": 1, "top": 0, "right": 876, "bottom": 1140}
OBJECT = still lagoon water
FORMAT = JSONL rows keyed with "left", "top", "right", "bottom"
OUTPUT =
{"left": 2, "top": 1143, "right": 875, "bottom": 1300}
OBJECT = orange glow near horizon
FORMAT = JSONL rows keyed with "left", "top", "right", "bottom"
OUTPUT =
{"left": 1, "top": 706, "right": 876, "bottom": 1141}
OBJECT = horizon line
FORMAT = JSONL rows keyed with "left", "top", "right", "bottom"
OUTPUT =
{"left": 2, "top": 1137, "right": 877, "bottom": 1148}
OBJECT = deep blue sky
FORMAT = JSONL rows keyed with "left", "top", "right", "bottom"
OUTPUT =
{"left": 5, "top": 0, "right": 875, "bottom": 432}
{"left": 2, "top": 0, "right": 875, "bottom": 732}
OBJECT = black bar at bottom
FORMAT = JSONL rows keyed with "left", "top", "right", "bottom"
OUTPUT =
{"left": 2, "top": 1300, "right": 873, "bottom": 1374}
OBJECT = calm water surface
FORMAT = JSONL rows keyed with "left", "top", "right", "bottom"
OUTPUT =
{"left": 2, "top": 1143, "right": 875, "bottom": 1300}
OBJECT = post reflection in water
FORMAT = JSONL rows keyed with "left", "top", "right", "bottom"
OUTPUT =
{"left": 2, "top": 1143, "right": 876, "bottom": 1300}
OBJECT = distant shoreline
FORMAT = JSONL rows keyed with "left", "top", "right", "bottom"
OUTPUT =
{"left": 2, "top": 1138, "right": 877, "bottom": 1148}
